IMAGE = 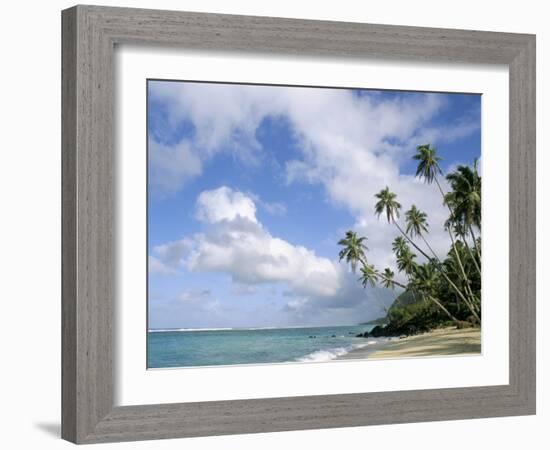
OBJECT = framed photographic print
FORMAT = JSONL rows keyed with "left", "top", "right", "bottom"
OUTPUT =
{"left": 62, "top": 5, "right": 536, "bottom": 444}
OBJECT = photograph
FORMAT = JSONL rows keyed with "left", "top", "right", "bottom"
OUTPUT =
{"left": 147, "top": 80, "right": 482, "bottom": 368}
{"left": 2, "top": 1, "right": 541, "bottom": 447}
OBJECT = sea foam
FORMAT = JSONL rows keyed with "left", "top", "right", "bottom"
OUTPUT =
{"left": 296, "top": 341, "right": 378, "bottom": 363}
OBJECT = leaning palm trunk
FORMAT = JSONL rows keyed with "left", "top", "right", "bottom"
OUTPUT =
{"left": 357, "top": 256, "right": 408, "bottom": 290}
{"left": 355, "top": 257, "right": 405, "bottom": 314}
{"left": 418, "top": 230, "right": 480, "bottom": 316}
{"left": 460, "top": 232, "right": 482, "bottom": 276}
{"left": 433, "top": 175, "right": 481, "bottom": 307}
{"left": 418, "top": 232, "right": 481, "bottom": 322}
{"left": 369, "top": 253, "right": 461, "bottom": 325}
{"left": 427, "top": 295, "right": 461, "bottom": 324}
{"left": 469, "top": 225, "right": 482, "bottom": 262}
{"left": 390, "top": 219, "right": 480, "bottom": 324}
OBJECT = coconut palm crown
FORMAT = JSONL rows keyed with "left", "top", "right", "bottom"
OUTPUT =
{"left": 359, "top": 264, "right": 378, "bottom": 288}
{"left": 381, "top": 268, "right": 396, "bottom": 289}
{"left": 374, "top": 187, "right": 402, "bottom": 223}
{"left": 392, "top": 236, "right": 408, "bottom": 256}
{"left": 338, "top": 230, "right": 368, "bottom": 273}
{"left": 396, "top": 249, "right": 417, "bottom": 276}
{"left": 413, "top": 144, "right": 442, "bottom": 184}
{"left": 405, "top": 205, "right": 429, "bottom": 237}
{"left": 445, "top": 162, "right": 481, "bottom": 230}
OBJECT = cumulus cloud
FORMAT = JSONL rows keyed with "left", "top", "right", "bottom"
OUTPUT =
{"left": 189, "top": 187, "right": 341, "bottom": 298}
{"left": 196, "top": 186, "right": 258, "bottom": 224}
{"left": 150, "top": 188, "right": 394, "bottom": 324}
{"left": 150, "top": 186, "right": 396, "bottom": 322}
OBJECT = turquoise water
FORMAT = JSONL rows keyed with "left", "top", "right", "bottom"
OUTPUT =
{"left": 147, "top": 325, "right": 378, "bottom": 368}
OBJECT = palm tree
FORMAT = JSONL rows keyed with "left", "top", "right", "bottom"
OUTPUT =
{"left": 405, "top": 205, "right": 428, "bottom": 236}
{"left": 409, "top": 263, "right": 460, "bottom": 324}
{"left": 392, "top": 237, "right": 420, "bottom": 303}
{"left": 338, "top": 231, "right": 406, "bottom": 290}
{"left": 392, "top": 237, "right": 417, "bottom": 275}
{"left": 374, "top": 187, "right": 401, "bottom": 222}
{"left": 445, "top": 162, "right": 482, "bottom": 273}
{"left": 337, "top": 231, "right": 368, "bottom": 273}
{"left": 381, "top": 268, "right": 396, "bottom": 289}
{"left": 405, "top": 205, "right": 444, "bottom": 263}
{"left": 445, "top": 161, "right": 481, "bottom": 230}
{"left": 375, "top": 188, "right": 428, "bottom": 256}
{"left": 392, "top": 236, "right": 408, "bottom": 255}
{"left": 413, "top": 144, "right": 442, "bottom": 184}
{"left": 359, "top": 264, "right": 378, "bottom": 288}
{"left": 373, "top": 190, "right": 479, "bottom": 323}
{"left": 403, "top": 206, "right": 480, "bottom": 323}
{"left": 375, "top": 188, "right": 438, "bottom": 264}
{"left": 413, "top": 144, "right": 479, "bottom": 307}
{"left": 374, "top": 188, "right": 466, "bottom": 297}
{"left": 443, "top": 241, "right": 481, "bottom": 315}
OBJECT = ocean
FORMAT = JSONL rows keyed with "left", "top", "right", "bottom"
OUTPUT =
{"left": 147, "top": 324, "right": 381, "bottom": 368}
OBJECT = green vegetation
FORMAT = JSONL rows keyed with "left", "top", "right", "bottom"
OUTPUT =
{"left": 359, "top": 317, "right": 388, "bottom": 326}
{"left": 340, "top": 144, "right": 481, "bottom": 337}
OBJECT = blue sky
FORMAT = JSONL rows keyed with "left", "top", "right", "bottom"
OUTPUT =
{"left": 147, "top": 81, "right": 481, "bottom": 329}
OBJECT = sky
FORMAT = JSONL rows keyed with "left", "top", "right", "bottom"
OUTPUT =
{"left": 147, "top": 80, "right": 481, "bottom": 330}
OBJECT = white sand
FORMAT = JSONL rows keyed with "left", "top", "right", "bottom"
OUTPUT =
{"left": 338, "top": 327, "right": 481, "bottom": 360}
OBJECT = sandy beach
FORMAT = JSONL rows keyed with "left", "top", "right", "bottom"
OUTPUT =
{"left": 338, "top": 327, "right": 481, "bottom": 360}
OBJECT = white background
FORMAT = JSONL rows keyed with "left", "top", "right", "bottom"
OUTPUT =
{"left": 116, "top": 49, "right": 509, "bottom": 405}
{"left": 0, "top": 1, "right": 546, "bottom": 449}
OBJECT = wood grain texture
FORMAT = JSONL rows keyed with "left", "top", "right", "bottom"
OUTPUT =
{"left": 61, "top": 5, "right": 536, "bottom": 444}
{"left": 61, "top": 7, "right": 77, "bottom": 443}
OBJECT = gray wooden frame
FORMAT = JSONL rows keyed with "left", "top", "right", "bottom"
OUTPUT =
{"left": 61, "top": 4, "right": 536, "bottom": 444}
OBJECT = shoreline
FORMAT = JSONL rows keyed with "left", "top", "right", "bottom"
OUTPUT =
{"left": 338, "top": 327, "right": 481, "bottom": 361}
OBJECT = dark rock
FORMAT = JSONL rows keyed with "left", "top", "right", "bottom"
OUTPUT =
{"left": 369, "top": 325, "right": 386, "bottom": 337}
{"left": 355, "top": 332, "right": 369, "bottom": 338}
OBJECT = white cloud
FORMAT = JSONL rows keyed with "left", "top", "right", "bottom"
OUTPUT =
{"left": 196, "top": 186, "right": 258, "bottom": 224}
{"left": 150, "top": 187, "right": 395, "bottom": 325}
{"left": 189, "top": 187, "right": 341, "bottom": 298}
